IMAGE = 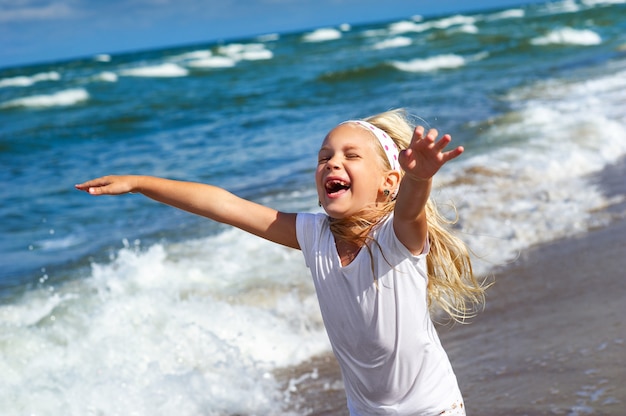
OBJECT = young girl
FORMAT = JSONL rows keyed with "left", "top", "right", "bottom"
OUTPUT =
{"left": 76, "top": 108, "right": 485, "bottom": 415}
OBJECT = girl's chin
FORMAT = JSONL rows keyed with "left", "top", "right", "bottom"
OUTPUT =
{"left": 321, "top": 204, "right": 354, "bottom": 220}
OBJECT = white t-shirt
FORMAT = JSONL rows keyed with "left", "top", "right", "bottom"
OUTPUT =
{"left": 296, "top": 212, "right": 463, "bottom": 415}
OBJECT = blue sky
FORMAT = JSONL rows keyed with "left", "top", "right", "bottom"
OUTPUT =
{"left": 1, "top": 0, "right": 548, "bottom": 69}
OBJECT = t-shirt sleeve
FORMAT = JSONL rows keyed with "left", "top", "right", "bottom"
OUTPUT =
{"left": 296, "top": 212, "right": 323, "bottom": 268}
{"left": 376, "top": 213, "right": 430, "bottom": 267}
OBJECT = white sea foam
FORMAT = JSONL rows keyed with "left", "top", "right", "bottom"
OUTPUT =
{"left": 93, "top": 71, "right": 118, "bottom": 82}
{"left": 581, "top": 0, "right": 626, "bottom": 5}
{"left": 391, "top": 54, "right": 466, "bottom": 72}
{"left": 0, "top": 88, "right": 88, "bottom": 109}
{"left": 184, "top": 43, "right": 273, "bottom": 69}
{"left": 431, "top": 14, "right": 477, "bottom": 29}
{"left": 238, "top": 48, "right": 274, "bottom": 61}
{"left": 302, "top": 28, "right": 342, "bottom": 42}
{"left": 217, "top": 43, "right": 274, "bottom": 61}
{"left": 0, "top": 71, "right": 60, "bottom": 88}
{"left": 388, "top": 20, "right": 429, "bottom": 35}
{"left": 531, "top": 27, "right": 602, "bottom": 46}
{"left": 437, "top": 69, "right": 626, "bottom": 274}
{"left": 187, "top": 56, "right": 237, "bottom": 68}
{"left": 339, "top": 23, "right": 351, "bottom": 32}
{"left": 38, "top": 234, "right": 82, "bottom": 251}
{"left": 372, "top": 36, "right": 412, "bottom": 50}
{"left": 0, "top": 229, "right": 327, "bottom": 415}
{"left": 450, "top": 24, "right": 479, "bottom": 34}
{"left": 537, "top": 0, "right": 581, "bottom": 14}
{"left": 389, "top": 14, "right": 477, "bottom": 35}
{"left": 170, "top": 50, "right": 213, "bottom": 61}
{"left": 217, "top": 43, "right": 250, "bottom": 56}
{"left": 120, "top": 63, "right": 189, "bottom": 77}
{"left": 485, "top": 8, "right": 525, "bottom": 20}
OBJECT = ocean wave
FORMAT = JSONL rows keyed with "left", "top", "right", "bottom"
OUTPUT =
{"left": 581, "top": 0, "right": 626, "bottom": 5}
{"left": 431, "top": 14, "right": 478, "bottom": 29}
{"left": 531, "top": 27, "right": 602, "bottom": 46}
{"left": 445, "top": 107, "right": 626, "bottom": 272}
{"left": 119, "top": 63, "right": 189, "bottom": 77}
{"left": 93, "top": 54, "right": 111, "bottom": 62}
{"left": 485, "top": 8, "right": 525, "bottom": 20}
{"left": 37, "top": 233, "right": 83, "bottom": 251}
{"left": 92, "top": 71, "right": 118, "bottom": 82}
{"left": 391, "top": 54, "right": 467, "bottom": 72}
{"left": 217, "top": 43, "right": 274, "bottom": 61}
{"left": 0, "top": 88, "right": 88, "bottom": 109}
{"left": 186, "top": 56, "right": 237, "bottom": 68}
{"left": 302, "top": 27, "right": 342, "bottom": 42}
{"left": 169, "top": 50, "right": 213, "bottom": 61}
{"left": 537, "top": 0, "right": 582, "bottom": 14}
{"left": 317, "top": 63, "right": 390, "bottom": 83}
{"left": 389, "top": 14, "right": 477, "bottom": 35}
{"left": 440, "top": 70, "right": 626, "bottom": 272}
{"left": 0, "top": 71, "right": 60, "bottom": 88}
{"left": 256, "top": 33, "right": 280, "bottom": 42}
{"left": 182, "top": 43, "right": 273, "bottom": 69}
{"left": 0, "top": 229, "right": 328, "bottom": 415}
{"left": 504, "top": 66, "right": 626, "bottom": 119}
{"left": 166, "top": 49, "right": 237, "bottom": 69}
{"left": 448, "top": 24, "right": 479, "bottom": 34}
{"left": 371, "top": 36, "right": 412, "bottom": 50}
{"left": 388, "top": 20, "right": 429, "bottom": 35}
{"left": 1, "top": 292, "right": 79, "bottom": 326}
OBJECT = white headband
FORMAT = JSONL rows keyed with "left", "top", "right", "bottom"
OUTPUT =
{"left": 342, "top": 120, "right": 401, "bottom": 172}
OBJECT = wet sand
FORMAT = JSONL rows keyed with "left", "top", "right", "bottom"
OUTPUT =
{"left": 278, "top": 160, "right": 626, "bottom": 415}
{"left": 442, "top": 216, "right": 626, "bottom": 415}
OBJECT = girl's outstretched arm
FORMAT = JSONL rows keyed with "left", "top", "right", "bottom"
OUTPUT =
{"left": 75, "top": 175, "right": 299, "bottom": 249}
{"left": 394, "top": 127, "right": 463, "bottom": 254}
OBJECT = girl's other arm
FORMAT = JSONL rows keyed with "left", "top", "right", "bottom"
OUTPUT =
{"left": 75, "top": 175, "right": 299, "bottom": 249}
{"left": 394, "top": 127, "right": 463, "bottom": 254}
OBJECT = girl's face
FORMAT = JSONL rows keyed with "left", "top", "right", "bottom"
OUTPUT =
{"left": 316, "top": 123, "right": 391, "bottom": 219}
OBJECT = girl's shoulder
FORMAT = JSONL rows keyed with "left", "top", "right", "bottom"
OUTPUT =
{"left": 296, "top": 211, "right": 329, "bottom": 227}
{"left": 296, "top": 211, "right": 330, "bottom": 243}
{"left": 375, "top": 212, "right": 430, "bottom": 261}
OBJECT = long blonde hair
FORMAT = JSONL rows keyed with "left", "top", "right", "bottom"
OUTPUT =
{"left": 329, "top": 108, "right": 486, "bottom": 323}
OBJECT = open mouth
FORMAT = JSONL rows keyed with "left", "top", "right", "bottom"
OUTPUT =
{"left": 325, "top": 179, "right": 351, "bottom": 197}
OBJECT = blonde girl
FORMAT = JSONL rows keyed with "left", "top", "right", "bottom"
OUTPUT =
{"left": 76, "top": 108, "right": 485, "bottom": 415}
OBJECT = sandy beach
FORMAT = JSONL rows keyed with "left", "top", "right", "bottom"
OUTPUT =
{"left": 279, "top": 159, "right": 626, "bottom": 415}
{"left": 444, "top": 217, "right": 626, "bottom": 415}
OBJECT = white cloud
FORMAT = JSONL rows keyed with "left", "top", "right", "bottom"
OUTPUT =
{"left": 0, "top": 2, "right": 78, "bottom": 22}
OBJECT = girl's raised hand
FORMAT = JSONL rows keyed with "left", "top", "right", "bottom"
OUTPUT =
{"left": 398, "top": 126, "right": 463, "bottom": 181}
{"left": 75, "top": 175, "right": 138, "bottom": 195}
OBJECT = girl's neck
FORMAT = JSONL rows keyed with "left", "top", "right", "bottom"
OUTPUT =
{"left": 334, "top": 237, "right": 362, "bottom": 267}
{"left": 330, "top": 220, "right": 368, "bottom": 267}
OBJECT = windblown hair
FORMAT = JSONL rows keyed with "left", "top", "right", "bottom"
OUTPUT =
{"left": 329, "top": 108, "right": 486, "bottom": 323}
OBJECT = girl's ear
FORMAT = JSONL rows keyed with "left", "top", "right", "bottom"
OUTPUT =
{"left": 380, "top": 170, "right": 401, "bottom": 195}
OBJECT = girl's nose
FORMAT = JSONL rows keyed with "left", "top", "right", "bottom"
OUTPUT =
{"left": 326, "top": 156, "right": 341, "bottom": 170}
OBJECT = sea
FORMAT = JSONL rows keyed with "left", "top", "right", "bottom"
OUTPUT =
{"left": 1, "top": 0, "right": 625, "bottom": 414}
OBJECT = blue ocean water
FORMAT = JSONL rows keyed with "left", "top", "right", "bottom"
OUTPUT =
{"left": 1, "top": 1, "right": 625, "bottom": 414}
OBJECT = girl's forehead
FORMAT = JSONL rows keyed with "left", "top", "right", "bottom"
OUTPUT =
{"left": 320, "top": 124, "right": 376, "bottom": 149}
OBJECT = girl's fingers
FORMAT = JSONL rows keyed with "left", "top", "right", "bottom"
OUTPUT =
{"left": 411, "top": 126, "right": 425, "bottom": 146}
{"left": 432, "top": 135, "right": 453, "bottom": 153}
{"left": 419, "top": 128, "right": 437, "bottom": 146}
{"left": 442, "top": 145, "right": 464, "bottom": 162}
{"left": 75, "top": 176, "right": 118, "bottom": 195}
{"left": 403, "top": 127, "right": 461, "bottom": 175}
